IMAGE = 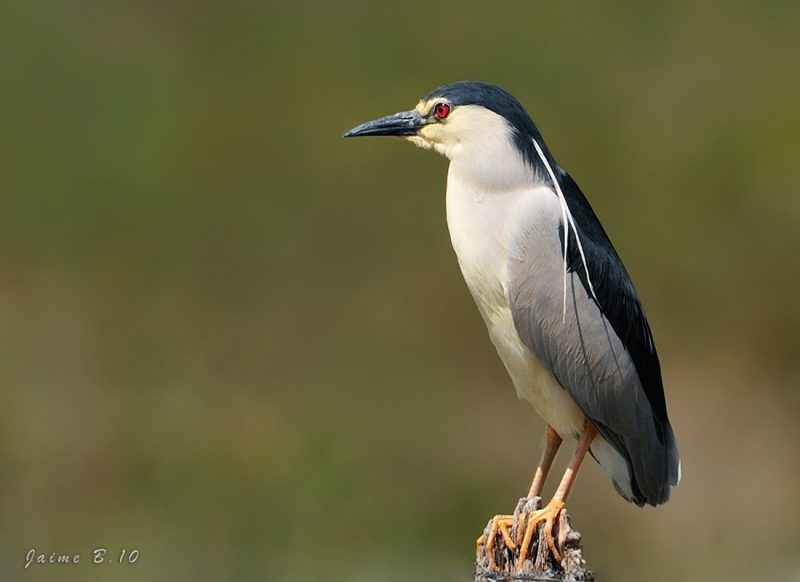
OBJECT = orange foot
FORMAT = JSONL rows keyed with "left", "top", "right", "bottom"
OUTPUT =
{"left": 476, "top": 514, "right": 516, "bottom": 572}
{"left": 517, "top": 499, "right": 565, "bottom": 569}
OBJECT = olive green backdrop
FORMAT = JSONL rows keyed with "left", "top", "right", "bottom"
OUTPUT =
{"left": 1, "top": 1, "right": 798, "bottom": 581}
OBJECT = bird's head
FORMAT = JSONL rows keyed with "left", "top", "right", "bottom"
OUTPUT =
{"left": 345, "top": 81, "right": 549, "bottom": 187}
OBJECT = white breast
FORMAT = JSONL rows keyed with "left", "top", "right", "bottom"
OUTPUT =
{"left": 445, "top": 166, "right": 586, "bottom": 440}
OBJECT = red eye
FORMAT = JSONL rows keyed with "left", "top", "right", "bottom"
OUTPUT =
{"left": 434, "top": 103, "right": 451, "bottom": 119}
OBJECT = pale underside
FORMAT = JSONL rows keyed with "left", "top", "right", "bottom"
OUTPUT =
{"left": 445, "top": 168, "right": 634, "bottom": 499}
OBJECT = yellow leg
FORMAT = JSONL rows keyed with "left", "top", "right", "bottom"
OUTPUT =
{"left": 527, "top": 426, "right": 563, "bottom": 499}
{"left": 479, "top": 425, "right": 562, "bottom": 570}
{"left": 517, "top": 420, "right": 597, "bottom": 569}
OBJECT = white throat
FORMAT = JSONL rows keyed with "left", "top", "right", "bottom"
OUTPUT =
{"left": 440, "top": 107, "right": 544, "bottom": 318}
{"left": 419, "top": 105, "right": 538, "bottom": 192}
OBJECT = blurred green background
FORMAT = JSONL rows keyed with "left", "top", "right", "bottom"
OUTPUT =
{"left": 1, "top": 1, "right": 799, "bottom": 581}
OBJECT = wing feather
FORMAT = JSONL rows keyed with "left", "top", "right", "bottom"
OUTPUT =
{"left": 509, "top": 172, "right": 679, "bottom": 506}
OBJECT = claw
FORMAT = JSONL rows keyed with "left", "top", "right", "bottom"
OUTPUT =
{"left": 479, "top": 514, "right": 515, "bottom": 572}
{"left": 517, "top": 499, "right": 565, "bottom": 570}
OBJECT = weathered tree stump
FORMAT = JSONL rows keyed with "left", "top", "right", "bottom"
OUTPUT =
{"left": 474, "top": 497, "right": 594, "bottom": 582}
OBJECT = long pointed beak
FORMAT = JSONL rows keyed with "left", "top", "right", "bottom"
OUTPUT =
{"left": 343, "top": 109, "right": 429, "bottom": 138}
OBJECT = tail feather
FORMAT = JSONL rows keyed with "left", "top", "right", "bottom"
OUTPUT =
{"left": 592, "top": 418, "right": 680, "bottom": 507}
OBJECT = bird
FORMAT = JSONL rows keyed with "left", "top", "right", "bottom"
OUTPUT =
{"left": 344, "top": 81, "right": 680, "bottom": 570}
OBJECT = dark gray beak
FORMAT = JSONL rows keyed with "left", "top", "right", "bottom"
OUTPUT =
{"left": 343, "top": 109, "right": 429, "bottom": 138}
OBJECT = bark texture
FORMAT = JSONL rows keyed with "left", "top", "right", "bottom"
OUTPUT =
{"left": 474, "top": 497, "right": 595, "bottom": 582}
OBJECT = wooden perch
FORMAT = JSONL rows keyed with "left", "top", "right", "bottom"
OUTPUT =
{"left": 474, "top": 497, "right": 595, "bottom": 582}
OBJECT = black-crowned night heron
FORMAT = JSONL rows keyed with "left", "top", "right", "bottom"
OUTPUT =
{"left": 344, "top": 81, "right": 680, "bottom": 569}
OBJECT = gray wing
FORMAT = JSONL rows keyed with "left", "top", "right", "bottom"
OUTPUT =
{"left": 508, "top": 178, "right": 679, "bottom": 507}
